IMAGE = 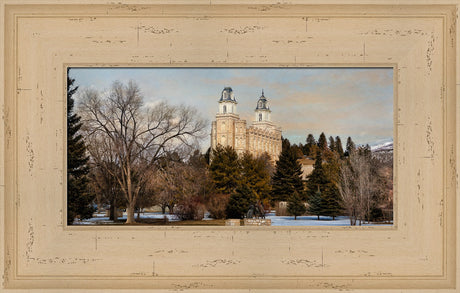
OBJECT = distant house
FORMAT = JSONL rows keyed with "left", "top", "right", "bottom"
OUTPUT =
{"left": 298, "top": 157, "right": 315, "bottom": 180}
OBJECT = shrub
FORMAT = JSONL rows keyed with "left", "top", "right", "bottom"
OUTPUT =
{"left": 366, "top": 206, "right": 384, "bottom": 222}
{"left": 226, "top": 184, "right": 256, "bottom": 219}
{"left": 174, "top": 197, "right": 206, "bottom": 221}
{"left": 206, "top": 194, "right": 231, "bottom": 219}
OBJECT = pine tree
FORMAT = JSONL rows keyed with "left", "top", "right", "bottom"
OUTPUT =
{"left": 209, "top": 145, "right": 241, "bottom": 194}
{"left": 308, "top": 189, "right": 323, "bottom": 220}
{"left": 345, "top": 136, "right": 356, "bottom": 156}
{"left": 239, "top": 152, "right": 271, "bottom": 202}
{"left": 318, "top": 132, "right": 328, "bottom": 152}
{"left": 287, "top": 190, "right": 306, "bottom": 220}
{"left": 307, "top": 154, "right": 342, "bottom": 219}
{"left": 226, "top": 184, "right": 257, "bottom": 219}
{"left": 321, "top": 183, "right": 342, "bottom": 220}
{"left": 323, "top": 154, "right": 340, "bottom": 186}
{"left": 328, "top": 136, "right": 336, "bottom": 152}
{"left": 67, "top": 73, "right": 94, "bottom": 225}
{"left": 306, "top": 133, "right": 316, "bottom": 145}
{"left": 291, "top": 144, "right": 304, "bottom": 159}
{"left": 271, "top": 139, "right": 305, "bottom": 202}
{"left": 306, "top": 152, "right": 329, "bottom": 199}
{"left": 304, "top": 133, "right": 317, "bottom": 157}
{"left": 359, "top": 144, "right": 372, "bottom": 158}
{"left": 335, "top": 136, "right": 344, "bottom": 158}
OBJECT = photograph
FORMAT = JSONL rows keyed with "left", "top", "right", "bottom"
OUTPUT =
{"left": 67, "top": 67, "right": 393, "bottom": 226}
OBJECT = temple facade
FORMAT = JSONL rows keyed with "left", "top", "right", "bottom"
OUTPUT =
{"left": 210, "top": 87, "right": 282, "bottom": 162}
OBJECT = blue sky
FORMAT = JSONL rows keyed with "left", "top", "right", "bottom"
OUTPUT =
{"left": 69, "top": 67, "right": 393, "bottom": 150}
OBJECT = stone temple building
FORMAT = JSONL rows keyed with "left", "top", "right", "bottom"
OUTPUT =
{"left": 211, "top": 87, "right": 282, "bottom": 162}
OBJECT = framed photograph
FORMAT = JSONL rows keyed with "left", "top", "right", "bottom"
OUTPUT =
{"left": 1, "top": 1, "right": 458, "bottom": 291}
{"left": 66, "top": 67, "right": 394, "bottom": 228}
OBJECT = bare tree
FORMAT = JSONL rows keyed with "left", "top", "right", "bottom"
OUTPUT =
{"left": 148, "top": 150, "right": 209, "bottom": 220}
{"left": 151, "top": 160, "right": 183, "bottom": 214}
{"left": 134, "top": 167, "right": 157, "bottom": 220}
{"left": 338, "top": 151, "right": 377, "bottom": 225}
{"left": 354, "top": 153, "right": 375, "bottom": 224}
{"left": 85, "top": 133, "right": 126, "bottom": 221}
{"left": 372, "top": 151, "right": 393, "bottom": 222}
{"left": 78, "top": 81, "right": 207, "bottom": 224}
{"left": 173, "top": 153, "right": 209, "bottom": 221}
{"left": 338, "top": 163, "right": 357, "bottom": 225}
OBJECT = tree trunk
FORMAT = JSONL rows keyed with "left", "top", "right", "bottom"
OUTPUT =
{"left": 109, "top": 200, "right": 117, "bottom": 221}
{"left": 126, "top": 202, "right": 136, "bottom": 224}
{"left": 161, "top": 205, "right": 166, "bottom": 214}
{"left": 125, "top": 167, "right": 136, "bottom": 224}
{"left": 317, "top": 215, "right": 320, "bottom": 220}
{"left": 109, "top": 204, "right": 114, "bottom": 220}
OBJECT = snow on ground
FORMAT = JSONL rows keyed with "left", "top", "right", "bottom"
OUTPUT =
{"left": 265, "top": 212, "right": 390, "bottom": 226}
{"left": 74, "top": 212, "right": 391, "bottom": 226}
{"left": 73, "top": 212, "right": 179, "bottom": 225}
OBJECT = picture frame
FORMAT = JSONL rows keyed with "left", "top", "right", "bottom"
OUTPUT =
{"left": 1, "top": 1, "right": 458, "bottom": 291}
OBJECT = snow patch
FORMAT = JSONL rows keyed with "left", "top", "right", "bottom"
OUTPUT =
{"left": 73, "top": 212, "right": 391, "bottom": 226}
{"left": 371, "top": 140, "right": 393, "bottom": 152}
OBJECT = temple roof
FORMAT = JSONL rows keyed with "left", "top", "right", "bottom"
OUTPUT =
{"left": 219, "top": 87, "right": 237, "bottom": 102}
{"left": 256, "top": 90, "right": 270, "bottom": 110}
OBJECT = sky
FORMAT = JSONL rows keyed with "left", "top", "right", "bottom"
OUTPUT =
{"left": 69, "top": 67, "right": 393, "bottom": 151}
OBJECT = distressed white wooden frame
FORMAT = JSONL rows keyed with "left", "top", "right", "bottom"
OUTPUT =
{"left": 0, "top": 1, "right": 459, "bottom": 291}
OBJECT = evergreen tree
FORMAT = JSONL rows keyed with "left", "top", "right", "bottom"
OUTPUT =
{"left": 304, "top": 133, "right": 317, "bottom": 157}
{"left": 322, "top": 148, "right": 341, "bottom": 186}
{"left": 306, "top": 133, "right": 316, "bottom": 145}
{"left": 328, "top": 136, "right": 336, "bottom": 152}
{"left": 345, "top": 136, "right": 356, "bottom": 156}
{"left": 271, "top": 139, "right": 304, "bottom": 202}
{"left": 291, "top": 144, "right": 304, "bottom": 159}
{"left": 306, "top": 152, "right": 329, "bottom": 199}
{"left": 226, "top": 184, "right": 257, "bottom": 219}
{"left": 287, "top": 190, "right": 306, "bottom": 220}
{"left": 307, "top": 189, "right": 323, "bottom": 220}
{"left": 335, "top": 136, "right": 344, "bottom": 158}
{"left": 297, "top": 142, "right": 305, "bottom": 155}
{"left": 240, "top": 152, "right": 271, "bottom": 202}
{"left": 306, "top": 152, "right": 342, "bottom": 220}
{"left": 359, "top": 144, "right": 372, "bottom": 158}
{"left": 209, "top": 145, "right": 241, "bottom": 194}
{"left": 321, "top": 183, "right": 342, "bottom": 220}
{"left": 67, "top": 73, "right": 94, "bottom": 225}
{"left": 317, "top": 132, "right": 328, "bottom": 152}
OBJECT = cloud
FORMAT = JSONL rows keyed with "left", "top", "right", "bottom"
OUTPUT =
{"left": 69, "top": 67, "right": 393, "bottom": 147}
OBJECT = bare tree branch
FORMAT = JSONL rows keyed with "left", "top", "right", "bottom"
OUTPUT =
{"left": 77, "top": 80, "right": 208, "bottom": 223}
